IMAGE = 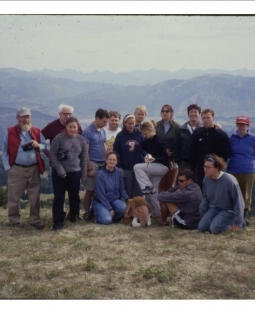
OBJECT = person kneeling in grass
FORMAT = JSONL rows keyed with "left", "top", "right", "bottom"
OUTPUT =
{"left": 158, "top": 169, "right": 203, "bottom": 229}
{"left": 198, "top": 154, "right": 246, "bottom": 234}
{"left": 92, "top": 151, "right": 130, "bottom": 225}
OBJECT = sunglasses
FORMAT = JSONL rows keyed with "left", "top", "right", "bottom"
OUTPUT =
{"left": 161, "top": 110, "right": 170, "bottom": 113}
{"left": 177, "top": 179, "right": 187, "bottom": 183}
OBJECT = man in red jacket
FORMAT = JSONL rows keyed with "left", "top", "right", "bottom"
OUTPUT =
{"left": 2, "top": 108, "right": 47, "bottom": 229}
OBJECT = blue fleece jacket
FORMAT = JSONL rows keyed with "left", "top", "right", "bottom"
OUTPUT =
{"left": 94, "top": 166, "right": 129, "bottom": 211}
{"left": 227, "top": 131, "right": 255, "bottom": 174}
{"left": 113, "top": 128, "right": 146, "bottom": 170}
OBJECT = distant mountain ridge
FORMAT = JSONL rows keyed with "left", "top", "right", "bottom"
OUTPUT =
{"left": 2, "top": 67, "right": 255, "bottom": 86}
{"left": 0, "top": 68, "right": 255, "bottom": 134}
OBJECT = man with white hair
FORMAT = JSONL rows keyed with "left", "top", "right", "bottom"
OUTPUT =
{"left": 41, "top": 104, "right": 82, "bottom": 149}
{"left": 2, "top": 107, "right": 47, "bottom": 228}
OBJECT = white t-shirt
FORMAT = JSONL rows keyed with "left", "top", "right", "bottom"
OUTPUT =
{"left": 103, "top": 127, "right": 121, "bottom": 152}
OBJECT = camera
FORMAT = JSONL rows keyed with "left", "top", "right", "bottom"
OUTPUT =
{"left": 57, "top": 152, "right": 70, "bottom": 161}
{"left": 21, "top": 142, "right": 34, "bottom": 151}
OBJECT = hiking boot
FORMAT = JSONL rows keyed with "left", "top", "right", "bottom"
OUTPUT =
{"left": 31, "top": 221, "right": 45, "bottom": 229}
{"left": 83, "top": 208, "right": 95, "bottom": 221}
{"left": 52, "top": 225, "right": 63, "bottom": 231}
{"left": 67, "top": 212, "right": 82, "bottom": 221}
{"left": 11, "top": 222, "right": 23, "bottom": 228}
{"left": 141, "top": 186, "right": 156, "bottom": 195}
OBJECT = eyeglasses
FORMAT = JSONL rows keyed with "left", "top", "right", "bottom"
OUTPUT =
{"left": 203, "top": 165, "right": 214, "bottom": 169}
{"left": 161, "top": 110, "right": 170, "bottom": 113}
{"left": 177, "top": 179, "right": 187, "bottom": 183}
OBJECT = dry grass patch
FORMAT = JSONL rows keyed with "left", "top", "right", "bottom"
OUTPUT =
{"left": 1, "top": 207, "right": 255, "bottom": 299}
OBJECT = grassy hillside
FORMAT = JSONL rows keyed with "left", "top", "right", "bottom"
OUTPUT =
{"left": 0, "top": 207, "right": 255, "bottom": 299}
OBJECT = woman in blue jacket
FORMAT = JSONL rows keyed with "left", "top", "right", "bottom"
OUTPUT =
{"left": 92, "top": 151, "right": 130, "bottom": 225}
{"left": 227, "top": 116, "right": 255, "bottom": 224}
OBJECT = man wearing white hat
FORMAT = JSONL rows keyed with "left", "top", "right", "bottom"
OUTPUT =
{"left": 2, "top": 108, "right": 47, "bottom": 229}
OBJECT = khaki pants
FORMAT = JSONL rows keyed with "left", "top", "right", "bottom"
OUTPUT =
{"left": 231, "top": 173, "right": 255, "bottom": 214}
{"left": 7, "top": 164, "right": 41, "bottom": 224}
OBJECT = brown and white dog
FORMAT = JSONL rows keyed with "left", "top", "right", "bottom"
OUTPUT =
{"left": 123, "top": 196, "right": 152, "bottom": 227}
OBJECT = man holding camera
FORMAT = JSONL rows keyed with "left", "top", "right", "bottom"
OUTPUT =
{"left": 2, "top": 108, "right": 47, "bottom": 229}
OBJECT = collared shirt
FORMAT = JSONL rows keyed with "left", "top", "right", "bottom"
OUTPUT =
{"left": 2, "top": 129, "right": 47, "bottom": 171}
{"left": 82, "top": 122, "right": 106, "bottom": 162}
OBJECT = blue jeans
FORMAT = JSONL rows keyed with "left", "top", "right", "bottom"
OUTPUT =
{"left": 92, "top": 199, "right": 126, "bottom": 225}
{"left": 198, "top": 206, "right": 240, "bottom": 234}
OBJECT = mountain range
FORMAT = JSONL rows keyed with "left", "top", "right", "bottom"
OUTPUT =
{"left": 2, "top": 67, "right": 255, "bottom": 86}
{"left": 0, "top": 67, "right": 255, "bottom": 133}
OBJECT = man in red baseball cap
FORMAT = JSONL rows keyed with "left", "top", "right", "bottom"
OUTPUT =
{"left": 236, "top": 115, "right": 250, "bottom": 125}
{"left": 227, "top": 115, "right": 255, "bottom": 226}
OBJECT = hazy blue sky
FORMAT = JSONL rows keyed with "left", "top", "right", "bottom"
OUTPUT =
{"left": 1, "top": 2, "right": 255, "bottom": 73}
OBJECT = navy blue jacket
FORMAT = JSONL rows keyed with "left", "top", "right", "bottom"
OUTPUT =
{"left": 142, "top": 134, "right": 169, "bottom": 167}
{"left": 113, "top": 128, "right": 146, "bottom": 170}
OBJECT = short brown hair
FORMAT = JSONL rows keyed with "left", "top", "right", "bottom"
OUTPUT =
{"left": 109, "top": 110, "right": 121, "bottom": 120}
{"left": 178, "top": 169, "right": 194, "bottom": 181}
{"left": 204, "top": 154, "right": 226, "bottom": 171}
{"left": 201, "top": 108, "right": 214, "bottom": 117}
{"left": 187, "top": 104, "right": 201, "bottom": 115}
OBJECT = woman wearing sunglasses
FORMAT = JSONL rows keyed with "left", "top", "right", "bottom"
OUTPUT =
{"left": 156, "top": 104, "right": 180, "bottom": 192}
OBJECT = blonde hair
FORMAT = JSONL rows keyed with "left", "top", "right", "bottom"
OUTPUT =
{"left": 134, "top": 105, "right": 147, "bottom": 116}
{"left": 139, "top": 120, "right": 157, "bottom": 133}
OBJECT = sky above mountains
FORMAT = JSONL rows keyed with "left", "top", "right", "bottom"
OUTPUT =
{"left": 1, "top": 2, "right": 255, "bottom": 74}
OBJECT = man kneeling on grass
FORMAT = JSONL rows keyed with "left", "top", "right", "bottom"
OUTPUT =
{"left": 158, "top": 169, "right": 203, "bottom": 229}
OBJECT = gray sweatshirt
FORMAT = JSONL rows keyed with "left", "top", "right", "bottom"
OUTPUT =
{"left": 157, "top": 182, "right": 203, "bottom": 228}
{"left": 199, "top": 172, "right": 244, "bottom": 227}
{"left": 50, "top": 133, "right": 88, "bottom": 184}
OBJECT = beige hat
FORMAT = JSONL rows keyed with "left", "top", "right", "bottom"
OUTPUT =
{"left": 16, "top": 107, "right": 31, "bottom": 117}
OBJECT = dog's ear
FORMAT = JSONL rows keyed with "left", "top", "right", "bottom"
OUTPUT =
{"left": 123, "top": 203, "right": 133, "bottom": 225}
{"left": 124, "top": 203, "right": 132, "bottom": 218}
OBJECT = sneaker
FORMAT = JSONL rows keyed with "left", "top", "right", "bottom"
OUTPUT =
{"left": 244, "top": 218, "right": 250, "bottom": 226}
{"left": 83, "top": 208, "right": 95, "bottom": 221}
{"left": 141, "top": 186, "right": 156, "bottom": 195}
{"left": 31, "top": 221, "right": 45, "bottom": 229}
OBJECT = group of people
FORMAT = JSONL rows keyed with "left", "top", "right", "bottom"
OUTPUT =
{"left": 1, "top": 102, "right": 255, "bottom": 235}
